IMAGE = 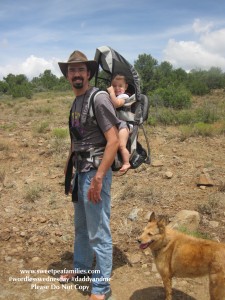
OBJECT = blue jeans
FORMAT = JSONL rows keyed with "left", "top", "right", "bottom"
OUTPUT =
{"left": 73, "top": 168, "right": 112, "bottom": 295}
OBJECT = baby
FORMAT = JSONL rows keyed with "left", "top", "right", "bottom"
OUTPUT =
{"left": 107, "top": 74, "right": 131, "bottom": 174}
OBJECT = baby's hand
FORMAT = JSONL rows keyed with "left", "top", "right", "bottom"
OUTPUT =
{"left": 107, "top": 86, "right": 114, "bottom": 95}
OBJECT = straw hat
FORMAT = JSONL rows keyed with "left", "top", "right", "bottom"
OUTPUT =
{"left": 58, "top": 50, "right": 97, "bottom": 79}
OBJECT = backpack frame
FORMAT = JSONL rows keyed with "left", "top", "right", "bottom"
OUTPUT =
{"left": 93, "top": 46, "right": 151, "bottom": 169}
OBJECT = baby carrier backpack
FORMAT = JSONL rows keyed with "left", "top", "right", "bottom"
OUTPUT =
{"left": 92, "top": 46, "right": 151, "bottom": 170}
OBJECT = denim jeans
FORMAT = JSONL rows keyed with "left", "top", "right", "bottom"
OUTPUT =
{"left": 73, "top": 168, "right": 112, "bottom": 295}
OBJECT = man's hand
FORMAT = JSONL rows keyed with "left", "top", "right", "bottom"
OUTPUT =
{"left": 87, "top": 175, "right": 102, "bottom": 204}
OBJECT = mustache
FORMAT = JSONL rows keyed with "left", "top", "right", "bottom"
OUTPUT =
{"left": 72, "top": 76, "right": 83, "bottom": 81}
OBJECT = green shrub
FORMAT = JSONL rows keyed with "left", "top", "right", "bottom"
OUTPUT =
{"left": 52, "top": 128, "right": 68, "bottom": 139}
{"left": 35, "top": 121, "right": 50, "bottom": 134}
{"left": 24, "top": 184, "right": 43, "bottom": 202}
{"left": 193, "top": 122, "right": 214, "bottom": 136}
{"left": 177, "top": 226, "right": 209, "bottom": 239}
{"left": 35, "top": 106, "right": 53, "bottom": 115}
{"left": 187, "top": 80, "right": 210, "bottom": 95}
{"left": 195, "top": 105, "right": 220, "bottom": 123}
{"left": 151, "top": 85, "right": 191, "bottom": 109}
{"left": 11, "top": 84, "right": 32, "bottom": 99}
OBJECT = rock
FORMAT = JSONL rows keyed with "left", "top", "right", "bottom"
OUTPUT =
{"left": 128, "top": 208, "right": 140, "bottom": 221}
{"left": 39, "top": 217, "right": 47, "bottom": 223}
{"left": 141, "top": 263, "right": 148, "bottom": 269}
{"left": 168, "top": 210, "right": 200, "bottom": 232}
{"left": 55, "top": 231, "right": 63, "bottom": 237}
{"left": 199, "top": 185, "right": 206, "bottom": 190}
{"left": 151, "top": 160, "right": 164, "bottom": 167}
{"left": 12, "top": 227, "right": 19, "bottom": 233}
{"left": 209, "top": 221, "right": 219, "bottom": 228}
{"left": 25, "top": 178, "right": 35, "bottom": 184}
{"left": 5, "top": 256, "right": 12, "bottom": 262}
{"left": 197, "top": 173, "right": 214, "bottom": 186}
{"left": 31, "top": 256, "right": 40, "bottom": 262}
{"left": 129, "top": 253, "right": 142, "bottom": 264}
{"left": 28, "top": 236, "right": 39, "bottom": 245}
{"left": 143, "top": 249, "right": 151, "bottom": 256}
{"left": 164, "top": 171, "right": 173, "bottom": 179}
{"left": 0, "top": 231, "right": 11, "bottom": 241}
{"left": 49, "top": 238, "right": 56, "bottom": 245}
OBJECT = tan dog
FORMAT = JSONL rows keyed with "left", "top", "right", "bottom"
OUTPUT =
{"left": 138, "top": 212, "right": 225, "bottom": 300}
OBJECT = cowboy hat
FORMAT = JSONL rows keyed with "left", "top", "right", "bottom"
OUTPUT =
{"left": 58, "top": 50, "right": 97, "bottom": 80}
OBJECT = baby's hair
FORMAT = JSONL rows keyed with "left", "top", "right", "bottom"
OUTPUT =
{"left": 111, "top": 72, "right": 128, "bottom": 83}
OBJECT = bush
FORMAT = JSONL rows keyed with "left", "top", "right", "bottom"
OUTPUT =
{"left": 151, "top": 85, "right": 191, "bottom": 109}
{"left": 52, "top": 128, "right": 68, "bottom": 139}
{"left": 34, "top": 121, "right": 50, "bottom": 134}
{"left": 193, "top": 122, "right": 214, "bottom": 136}
{"left": 195, "top": 105, "right": 220, "bottom": 124}
{"left": 11, "top": 84, "right": 32, "bottom": 99}
{"left": 187, "top": 79, "right": 210, "bottom": 95}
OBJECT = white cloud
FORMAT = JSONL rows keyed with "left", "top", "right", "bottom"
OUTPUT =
{"left": 200, "top": 28, "right": 225, "bottom": 55}
{"left": 163, "top": 21, "right": 225, "bottom": 71}
{"left": 192, "top": 18, "right": 213, "bottom": 34}
{"left": 0, "top": 55, "right": 62, "bottom": 80}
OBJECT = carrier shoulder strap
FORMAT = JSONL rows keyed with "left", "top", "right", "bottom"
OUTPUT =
{"left": 87, "top": 89, "right": 109, "bottom": 120}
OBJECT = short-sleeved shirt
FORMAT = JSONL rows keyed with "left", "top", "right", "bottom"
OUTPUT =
{"left": 70, "top": 87, "right": 121, "bottom": 172}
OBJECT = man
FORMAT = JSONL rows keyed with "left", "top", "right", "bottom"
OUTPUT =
{"left": 58, "top": 50, "right": 120, "bottom": 300}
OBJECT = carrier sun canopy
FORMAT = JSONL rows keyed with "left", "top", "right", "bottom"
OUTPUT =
{"left": 94, "top": 46, "right": 141, "bottom": 102}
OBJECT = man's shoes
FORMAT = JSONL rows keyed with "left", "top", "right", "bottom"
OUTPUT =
{"left": 88, "top": 289, "right": 112, "bottom": 300}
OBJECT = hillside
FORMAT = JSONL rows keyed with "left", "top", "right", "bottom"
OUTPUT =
{"left": 0, "top": 90, "right": 225, "bottom": 300}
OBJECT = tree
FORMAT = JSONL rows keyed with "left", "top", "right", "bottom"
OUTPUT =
{"left": 206, "top": 67, "right": 225, "bottom": 89}
{"left": 0, "top": 80, "right": 9, "bottom": 93}
{"left": 134, "top": 54, "right": 158, "bottom": 94}
{"left": 3, "top": 74, "right": 32, "bottom": 98}
{"left": 187, "top": 70, "right": 209, "bottom": 95}
{"left": 32, "top": 70, "right": 59, "bottom": 91}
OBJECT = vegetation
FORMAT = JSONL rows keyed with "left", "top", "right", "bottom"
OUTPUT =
{"left": 177, "top": 226, "right": 210, "bottom": 240}
{"left": 1, "top": 53, "right": 225, "bottom": 103}
{"left": 0, "top": 52, "right": 225, "bottom": 138}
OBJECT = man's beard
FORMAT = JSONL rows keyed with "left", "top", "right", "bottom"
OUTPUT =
{"left": 72, "top": 77, "right": 84, "bottom": 89}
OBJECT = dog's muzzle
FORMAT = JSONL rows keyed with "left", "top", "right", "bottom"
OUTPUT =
{"left": 138, "top": 240, "right": 153, "bottom": 250}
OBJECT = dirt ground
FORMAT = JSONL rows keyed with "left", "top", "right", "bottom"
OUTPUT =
{"left": 0, "top": 91, "right": 225, "bottom": 300}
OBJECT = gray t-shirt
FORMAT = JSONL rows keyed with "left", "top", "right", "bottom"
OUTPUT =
{"left": 70, "top": 87, "right": 120, "bottom": 171}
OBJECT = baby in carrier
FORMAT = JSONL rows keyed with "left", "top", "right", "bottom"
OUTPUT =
{"left": 107, "top": 73, "right": 131, "bottom": 174}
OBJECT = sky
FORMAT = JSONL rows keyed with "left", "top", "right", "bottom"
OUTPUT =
{"left": 1, "top": 0, "right": 225, "bottom": 80}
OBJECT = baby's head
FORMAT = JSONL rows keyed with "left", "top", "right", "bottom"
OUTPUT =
{"left": 111, "top": 73, "right": 128, "bottom": 96}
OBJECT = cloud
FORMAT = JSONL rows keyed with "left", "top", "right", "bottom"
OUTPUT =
{"left": 192, "top": 18, "right": 213, "bottom": 34}
{"left": 0, "top": 55, "right": 62, "bottom": 80}
{"left": 163, "top": 21, "right": 225, "bottom": 71}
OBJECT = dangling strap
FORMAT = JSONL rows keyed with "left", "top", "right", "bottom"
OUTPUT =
{"left": 65, "top": 152, "right": 74, "bottom": 195}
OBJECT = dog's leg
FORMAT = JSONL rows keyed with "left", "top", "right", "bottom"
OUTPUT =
{"left": 209, "top": 272, "right": 225, "bottom": 300}
{"left": 161, "top": 274, "right": 172, "bottom": 300}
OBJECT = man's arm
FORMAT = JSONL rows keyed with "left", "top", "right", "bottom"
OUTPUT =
{"left": 87, "top": 125, "right": 119, "bottom": 203}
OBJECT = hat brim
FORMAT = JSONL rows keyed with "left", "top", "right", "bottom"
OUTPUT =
{"left": 58, "top": 60, "right": 98, "bottom": 80}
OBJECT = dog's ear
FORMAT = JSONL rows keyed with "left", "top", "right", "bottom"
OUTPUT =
{"left": 157, "top": 217, "right": 167, "bottom": 233}
{"left": 148, "top": 211, "right": 156, "bottom": 223}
